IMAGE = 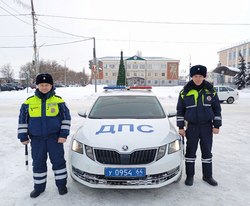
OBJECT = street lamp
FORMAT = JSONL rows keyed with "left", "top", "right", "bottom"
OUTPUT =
{"left": 62, "top": 57, "right": 70, "bottom": 87}
{"left": 221, "top": 70, "right": 225, "bottom": 85}
{"left": 92, "top": 37, "right": 97, "bottom": 93}
{"left": 37, "top": 43, "right": 45, "bottom": 72}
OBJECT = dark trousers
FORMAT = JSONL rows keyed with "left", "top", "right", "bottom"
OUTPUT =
{"left": 185, "top": 123, "right": 213, "bottom": 177}
{"left": 31, "top": 138, "right": 67, "bottom": 192}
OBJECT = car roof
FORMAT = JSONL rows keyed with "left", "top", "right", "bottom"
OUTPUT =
{"left": 99, "top": 86, "right": 156, "bottom": 97}
{"left": 214, "top": 85, "right": 235, "bottom": 89}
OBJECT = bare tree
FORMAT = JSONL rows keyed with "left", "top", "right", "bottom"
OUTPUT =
{"left": 19, "top": 59, "right": 90, "bottom": 86}
{"left": 0, "top": 64, "right": 14, "bottom": 82}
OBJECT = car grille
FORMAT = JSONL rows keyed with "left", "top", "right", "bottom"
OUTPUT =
{"left": 94, "top": 149, "right": 157, "bottom": 165}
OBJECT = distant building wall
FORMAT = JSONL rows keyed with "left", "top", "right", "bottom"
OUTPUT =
{"left": 90, "top": 55, "right": 180, "bottom": 86}
{"left": 218, "top": 41, "right": 250, "bottom": 68}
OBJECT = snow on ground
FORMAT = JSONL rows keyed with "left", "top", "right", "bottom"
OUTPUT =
{"left": 0, "top": 85, "right": 250, "bottom": 206}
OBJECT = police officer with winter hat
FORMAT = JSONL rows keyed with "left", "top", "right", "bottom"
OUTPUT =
{"left": 176, "top": 65, "right": 222, "bottom": 186}
{"left": 17, "top": 73, "right": 71, "bottom": 197}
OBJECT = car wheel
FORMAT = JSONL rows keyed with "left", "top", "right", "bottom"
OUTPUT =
{"left": 227, "top": 97, "right": 234, "bottom": 104}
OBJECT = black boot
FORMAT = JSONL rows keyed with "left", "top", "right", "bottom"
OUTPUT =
{"left": 203, "top": 176, "right": 218, "bottom": 186}
{"left": 58, "top": 187, "right": 68, "bottom": 195}
{"left": 30, "top": 189, "right": 43, "bottom": 198}
{"left": 185, "top": 176, "right": 194, "bottom": 186}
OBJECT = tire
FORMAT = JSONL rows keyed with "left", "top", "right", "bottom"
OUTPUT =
{"left": 227, "top": 97, "right": 234, "bottom": 104}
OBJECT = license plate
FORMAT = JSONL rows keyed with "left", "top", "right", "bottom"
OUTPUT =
{"left": 105, "top": 167, "right": 146, "bottom": 177}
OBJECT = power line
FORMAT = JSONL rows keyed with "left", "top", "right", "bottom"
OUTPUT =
{"left": 0, "top": 38, "right": 95, "bottom": 49}
{"left": 0, "top": 4, "right": 31, "bottom": 26}
{"left": 37, "top": 14, "right": 250, "bottom": 26}
{"left": 0, "top": 1, "right": 90, "bottom": 40}
{"left": 0, "top": 13, "right": 29, "bottom": 16}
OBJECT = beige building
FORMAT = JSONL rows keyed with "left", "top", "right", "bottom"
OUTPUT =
{"left": 218, "top": 41, "right": 250, "bottom": 68}
{"left": 90, "top": 55, "right": 180, "bottom": 86}
{"left": 213, "top": 41, "right": 250, "bottom": 86}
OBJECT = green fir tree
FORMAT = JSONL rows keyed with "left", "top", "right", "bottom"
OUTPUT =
{"left": 234, "top": 52, "right": 247, "bottom": 90}
{"left": 116, "top": 51, "right": 126, "bottom": 86}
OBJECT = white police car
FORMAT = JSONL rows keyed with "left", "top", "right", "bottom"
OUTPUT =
{"left": 69, "top": 86, "right": 184, "bottom": 189}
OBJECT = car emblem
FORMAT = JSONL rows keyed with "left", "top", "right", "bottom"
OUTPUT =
{"left": 122, "top": 145, "right": 129, "bottom": 151}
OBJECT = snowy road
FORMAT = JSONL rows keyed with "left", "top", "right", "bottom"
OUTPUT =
{"left": 0, "top": 86, "right": 249, "bottom": 206}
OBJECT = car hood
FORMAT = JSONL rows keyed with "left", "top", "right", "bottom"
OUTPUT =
{"left": 74, "top": 118, "right": 178, "bottom": 152}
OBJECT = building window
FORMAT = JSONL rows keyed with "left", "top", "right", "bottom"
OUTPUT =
{"left": 152, "top": 64, "right": 161, "bottom": 70}
{"left": 134, "top": 73, "right": 137, "bottom": 76}
{"left": 154, "top": 80, "right": 158, "bottom": 84}
{"left": 147, "top": 64, "right": 152, "bottom": 69}
{"left": 133, "top": 64, "right": 138, "bottom": 69}
{"left": 155, "top": 73, "right": 158, "bottom": 77}
{"left": 147, "top": 80, "right": 151, "bottom": 84}
{"left": 243, "top": 49, "right": 246, "bottom": 56}
{"left": 112, "top": 73, "right": 116, "bottom": 77}
{"left": 148, "top": 73, "right": 151, "bottom": 76}
{"left": 127, "top": 72, "right": 130, "bottom": 76}
{"left": 127, "top": 64, "right": 131, "bottom": 69}
{"left": 105, "top": 80, "right": 109, "bottom": 84}
{"left": 105, "top": 73, "right": 108, "bottom": 77}
{"left": 233, "top": 51, "right": 236, "bottom": 60}
{"left": 161, "top": 73, "right": 165, "bottom": 76}
{"left": 139, "top": 64, "right": 145, "bottom": 69}
{"left": 161, "top": 64, "right": 166, "bottom": 69}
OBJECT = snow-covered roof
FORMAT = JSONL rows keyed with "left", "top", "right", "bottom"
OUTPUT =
{"left": 227, "top": 66, "right": 240, "bottom": 72}
{"left": 213, "top": 66, "right": 239, "bottom": 76}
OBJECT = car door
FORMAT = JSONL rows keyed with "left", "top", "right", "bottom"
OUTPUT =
{"left": 218, "top": 86, "right": 229, "bottom": 101}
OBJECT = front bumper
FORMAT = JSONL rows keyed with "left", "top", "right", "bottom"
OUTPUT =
{"left": 71, "top": 165, "right": 181, "bottom": 189}
{"left": 69, "top": 150, "right": 183, "bottom": 189}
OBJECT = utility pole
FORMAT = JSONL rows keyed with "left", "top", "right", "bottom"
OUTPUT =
{"left": 93, "top": 37, "right": 97, "bottom": 93}
{"left": 31, "top": 0, "right": 38, "bottom": 74}
{"left": 62, "top": 58, "right": 69, "bottom": 87}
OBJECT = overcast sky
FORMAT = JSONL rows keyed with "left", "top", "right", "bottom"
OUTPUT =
{"left": 1, "top": 0, "right": 250, "bottom": 78}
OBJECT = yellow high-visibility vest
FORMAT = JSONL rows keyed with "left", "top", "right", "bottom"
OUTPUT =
{"left": 25, "top": 95, "right": 64, "bottom": 117}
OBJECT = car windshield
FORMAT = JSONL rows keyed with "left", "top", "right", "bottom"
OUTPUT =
{"left": 88, "top": 95, "right": 166, "bottom": 119}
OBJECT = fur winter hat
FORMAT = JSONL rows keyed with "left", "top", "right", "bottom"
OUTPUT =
{"left": 190, "top": 65, "right": 207, "bottom": 77}
{"left": 36, "top": 73, "right": 53, "bottom": 85}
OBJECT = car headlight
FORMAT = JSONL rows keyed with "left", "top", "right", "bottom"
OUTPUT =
{"left": 168, "top": 139, "right": 181, "bottom": 154}
{"left": 85, "top": 145, "right": 95, "bottom": 161}
{"left": 72, "top": 139, "right": 83, "bottom": 154}
{"left": 156, "top": 145, "right": 167, "bottom": 161}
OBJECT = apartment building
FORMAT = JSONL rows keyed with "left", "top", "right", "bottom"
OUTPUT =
{"left": 213, "top": 41, "right": 249, "bottom": 86}
{"left": 90, "top": 55, "right": 180, "bottom": 86}
{"left": 218, "top": 41, "right": 250, "bottom": 68}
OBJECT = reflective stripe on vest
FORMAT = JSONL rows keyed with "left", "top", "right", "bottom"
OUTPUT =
{"left": 181, "top": 89, "right": 216, "bottom": 105}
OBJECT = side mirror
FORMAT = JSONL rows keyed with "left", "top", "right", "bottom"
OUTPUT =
{"left": 168, "top": 112, "right": 176, "bottom": 118}
{"left": 78, "top": 111, "right": 87, "bottom": 118}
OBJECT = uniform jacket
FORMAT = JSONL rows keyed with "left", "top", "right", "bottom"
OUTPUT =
{"left": 176, "top": 80, "right": 222, "bottom": 129}
{"left": 17, "top": 88, "right": 71, "bottom": 142}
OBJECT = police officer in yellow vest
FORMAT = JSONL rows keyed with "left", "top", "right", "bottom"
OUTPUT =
{"left": 176, "top": 65, "right": 222, "bottom": 187}
{"left": 17, "top": 73, "right": 71, "bottom": 198}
